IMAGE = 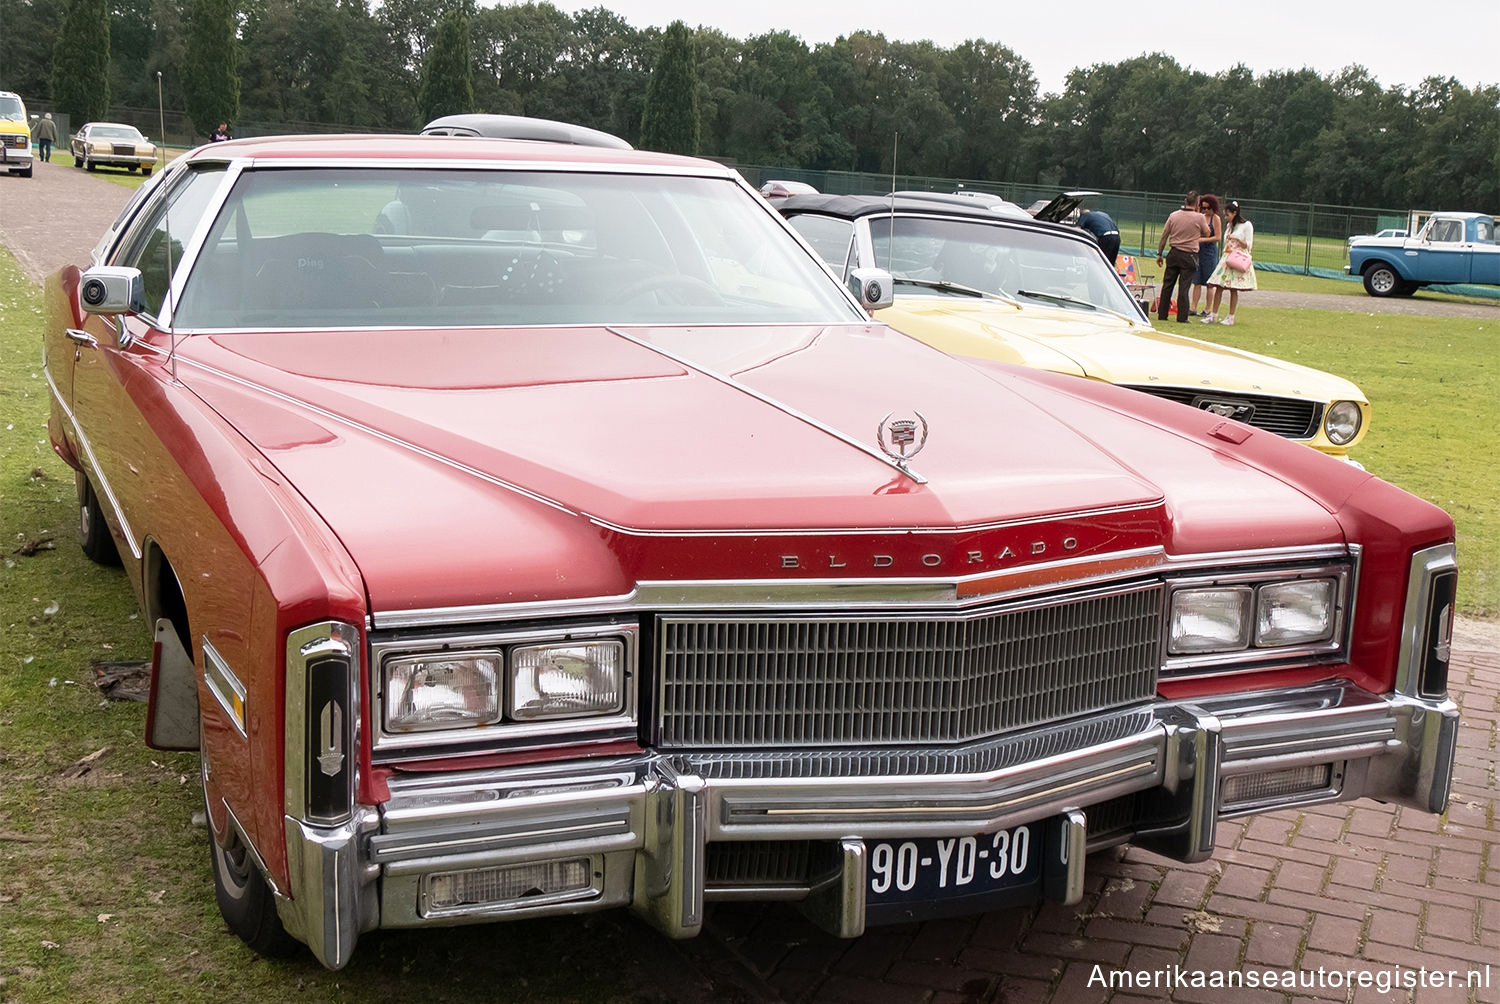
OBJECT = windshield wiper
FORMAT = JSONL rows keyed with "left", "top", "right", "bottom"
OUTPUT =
{"left": 1017, "top": 289, "right": 1142, "bottom": 325}
{"left": 894, "top": 277, "right": 1020, "bottom": 306}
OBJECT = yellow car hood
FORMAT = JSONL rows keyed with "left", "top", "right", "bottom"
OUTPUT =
{"left": 878, "top": 296, "right": 1366, "bottom": 402}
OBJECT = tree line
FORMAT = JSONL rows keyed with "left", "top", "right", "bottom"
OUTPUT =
{"left": 4, "top": 0, "right": 1496, "bottom": 210}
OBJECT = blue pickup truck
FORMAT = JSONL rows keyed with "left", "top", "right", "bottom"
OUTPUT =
{"left": 1347, "top": 211, "right": 1499, "bottom": 296}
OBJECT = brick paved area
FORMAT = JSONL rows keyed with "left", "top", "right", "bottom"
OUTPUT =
{"left": 690, "top": 618, "right": 1498, "bottom": 1004}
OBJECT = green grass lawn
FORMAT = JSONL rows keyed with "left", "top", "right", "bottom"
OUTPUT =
{"left": 1193, "top": 304, "right": 1497, "bottom": 616}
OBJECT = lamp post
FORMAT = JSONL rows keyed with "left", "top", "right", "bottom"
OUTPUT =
{"left": 156, "top": 70, "right": 166, "bottom": 170}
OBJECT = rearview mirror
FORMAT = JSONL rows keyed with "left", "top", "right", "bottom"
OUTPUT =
{"left": 848, "top": 267, "right": 894, "bottom": 311}
{"left": 79, "top": 265, "right": 147, "bottom": 316}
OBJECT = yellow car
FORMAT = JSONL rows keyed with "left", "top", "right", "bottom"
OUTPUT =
{"left": 70, "top": 121, "right": 157, "bottom": 174}
{"left": 0, "top": 91, "right": 34, "bottom": 178}
{"left": 780, "top": 193, "right": 1369, "bottom": 460}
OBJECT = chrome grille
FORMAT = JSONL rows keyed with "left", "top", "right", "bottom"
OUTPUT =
{"left": 657, "top": 583, "right": 1162, "bottom": 748}
{"left": 5, "top": 134, "right": 26, "bottom": 149}
{"left": 1124, "top": 385, "right": 1323, "bottom": 439}
{"left": 111, "top": 143, "right": 138, "bottom": 156}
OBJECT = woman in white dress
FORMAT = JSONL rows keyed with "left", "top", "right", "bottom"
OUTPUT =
{"left": 1201, "top": 200, "right": 1256, "bottom": 325}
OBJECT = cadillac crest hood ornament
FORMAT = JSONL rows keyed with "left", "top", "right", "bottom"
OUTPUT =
{"left": 877, "top": 410, "right": 929, "bottom": 469}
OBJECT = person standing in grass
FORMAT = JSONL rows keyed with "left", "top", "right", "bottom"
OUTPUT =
{"left": 1202, "top": 200, "right": 1256, "bottom": 325}
{"left": 1155, "top": 191, "right": 1211, "bottom": 324}
{"left": 33, "top": 112, "right": 58, "bottom": 162}
{"left": 1190, "top": 194, "right": 1222, "bottom": 316}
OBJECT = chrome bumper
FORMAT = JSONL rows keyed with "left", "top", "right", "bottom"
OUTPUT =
{"left": 279, "top": 680, "right": 1457, "bottom": 969}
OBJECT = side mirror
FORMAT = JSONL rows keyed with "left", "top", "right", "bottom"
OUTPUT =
{"left": 848, "top": 267, "right": 894, "bottom": 311}
{"left": 79, "top": 265, "right": 146, "bottom": 316}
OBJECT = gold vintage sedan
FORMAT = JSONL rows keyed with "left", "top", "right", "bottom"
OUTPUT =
{"left": 70, "top": 121, "right": 157, "bottom": 174}
{"left": 780, "top": 193, "right": 1369, "bottom": 460}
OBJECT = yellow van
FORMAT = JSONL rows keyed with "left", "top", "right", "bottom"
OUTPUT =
{"left": 0, "top": 91, "right": 34, "bottom": 178}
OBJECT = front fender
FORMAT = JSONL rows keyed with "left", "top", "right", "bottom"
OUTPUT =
{"left": 1355, "top": 254, "right": 1413, "bottom": 280}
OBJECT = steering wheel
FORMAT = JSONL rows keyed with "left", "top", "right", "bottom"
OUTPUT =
{"left": 615, "top": 273, "right": 725, "bottom": 306}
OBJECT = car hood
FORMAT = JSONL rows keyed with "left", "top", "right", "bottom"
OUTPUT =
{"left": 879, "top": 297, "right": 1367, "bottom": 402}
{"left": 179, "top": 322, "right": 1344, "bottom": 611}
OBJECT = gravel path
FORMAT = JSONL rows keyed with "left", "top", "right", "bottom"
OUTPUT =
{"left": 0, "top": 159, "right": 138, "bottom": 282}
{"left": 1253, "top": 287, "right": 1500, "bottom": 319}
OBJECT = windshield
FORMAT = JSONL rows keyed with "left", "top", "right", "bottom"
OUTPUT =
{"left": 91, "top": 125, "right": 145, "bottom": 140}
{"left": 0, "top": 95, "right": 24, "bottom": 120}
{"left": 173, "top": 168, "right": 863, "bottom": 329}
{"left": 872, "top": 216, "right": 1141, "bottom": 317}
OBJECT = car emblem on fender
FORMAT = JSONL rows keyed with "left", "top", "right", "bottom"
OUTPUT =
{"left": 877, "top": 410, "right": 929, "bottom": 466}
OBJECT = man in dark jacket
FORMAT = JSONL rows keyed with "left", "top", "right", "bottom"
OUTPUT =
{"left": 1076, "top": 209, "right": 1120, "bottom": 263}
{"left": 33, "top": 112, "right": 58, "bottom": 162}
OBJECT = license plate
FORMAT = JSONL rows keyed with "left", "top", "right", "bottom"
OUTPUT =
{"left": 867, "top": 824, "right": 1039, "bottom": 905}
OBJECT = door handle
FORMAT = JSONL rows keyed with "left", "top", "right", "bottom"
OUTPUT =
{"left": 65, "top": 329, "right": 98, "bottom": 348}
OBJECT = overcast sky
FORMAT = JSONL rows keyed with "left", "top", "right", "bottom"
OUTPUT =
{"left": 553, "top": 0, "right": 1497, "bottom": 96}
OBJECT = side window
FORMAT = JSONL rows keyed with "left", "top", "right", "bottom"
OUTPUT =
{"left": 1430, "top": 219, "right": 1462, "bottom": 243}
{"left": 1475, "top": 219, "right": 1494, "bottom": 243}
{"left": 113, "top": 166, "right": 227, "bottom": 318}
{"left": 785, "top": 215, "right": 855, "bottom": 274}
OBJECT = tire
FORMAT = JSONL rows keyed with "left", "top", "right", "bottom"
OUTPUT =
{"left": 203, "top": 749, "right": 300, "bottom": 958}
{"left": 1362, "top": 263, "right": 1401, "bottom": 297}
{"left": 77, "top": 472, "right": 121, "bottom": 565}
{"left": 20, "top": 165, "right": 32, "bottom": 178}
{"left": 142, "top": 167, "right": 153, "bottom": 176}
{"left": 85, "top": 158, "right": 95, "bottom": 171}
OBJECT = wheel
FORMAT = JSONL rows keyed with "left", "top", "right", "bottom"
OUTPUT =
{"left": 76, "top": 472, "right": 121, "bottom": 565}
{"left": 129, "top": 165, "right": 138, "bottom": 173}
{"left": 203, "top": 747, "right": 299, "bottom": 957}
{"left": 142, "top": 166, "right": 153, "bottom": 176}
{"left": 20, "top": 165, "right": 31, "bottom": 178}
{"left": 85, "top": 157, "right": 95, "bottom": 171}
{"left": 1362, "top": 263, "right": 1400, "bottom": 297}
{"left": 615, "top": 273, "right": 726, "bottom": 306}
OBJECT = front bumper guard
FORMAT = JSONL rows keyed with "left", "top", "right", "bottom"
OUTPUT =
{"left": 276, "top": 680, "right": 1457, "bottom": 969}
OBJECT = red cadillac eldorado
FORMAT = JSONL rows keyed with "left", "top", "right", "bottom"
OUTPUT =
{"left": 42, "top": 131, "right": 1459, "bottom": 969}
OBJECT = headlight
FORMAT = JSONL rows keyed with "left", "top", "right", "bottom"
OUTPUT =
{"left": 384, "top": 652, "right": 501, "bottom": 732}
{"left": 1256, "top": 579, "right": 1335, "bottom": 646}
{"left": 1324, "top": 401, "right": 1363, "bottom": 445}
{"left": 1169, "top": 575, "right": 1342, "bottom": 661}
{"left": 1169, "top": 587, "right": 1252, "bottom": 654}
{"left": 510, "top": 640, "right": 624, "bottom": 720}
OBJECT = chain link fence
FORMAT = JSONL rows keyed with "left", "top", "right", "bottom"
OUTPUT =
{"left": 733, "top": 165, "right": 1430, "bottom": 279}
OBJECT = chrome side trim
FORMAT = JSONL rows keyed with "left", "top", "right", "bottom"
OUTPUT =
{"left": 1394, "top": 543, "right": 1459, "bottom": 697}
{"left": 605, "top": 324, "right": 926, "bottom": 484}
{"left": 201, "top": 637, "right": 247, "bottom": 738}
{"left": 41, "top": 366, "right": 142, "bottom": 561}
{"left": 369, "top": 544, "right": 1356, "bottom": 630}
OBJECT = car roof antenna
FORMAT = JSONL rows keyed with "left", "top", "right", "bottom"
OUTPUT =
{"left": 887, "top": 132, "right": 898, "bottom": 272}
